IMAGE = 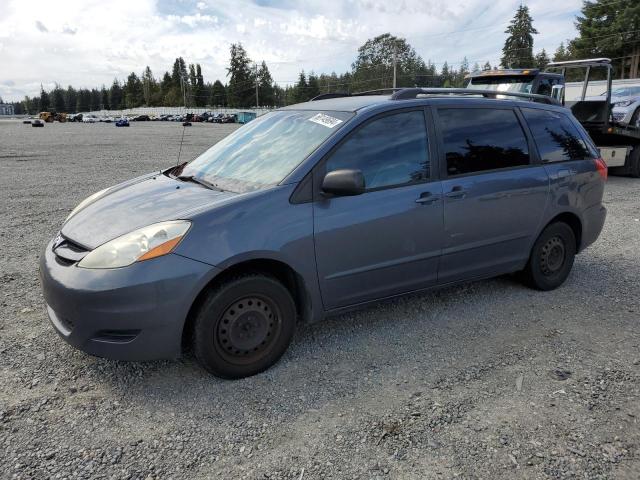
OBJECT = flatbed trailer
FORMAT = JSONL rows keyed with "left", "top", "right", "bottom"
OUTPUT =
{"left": 545, "top": 58, "right": 640, "bottom": 177}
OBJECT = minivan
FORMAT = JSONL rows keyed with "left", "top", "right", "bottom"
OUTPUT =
{"left": 40, "top": 88, "right": 607, "bottom": 379}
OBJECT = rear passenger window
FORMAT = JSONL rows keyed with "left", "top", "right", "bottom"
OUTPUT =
{"left": 438, "top": 108, "right": 530, "bottom": 176}
{"left": 521, "top": 108, "right": 592, "bottom": 162}
{"left": 325, "top": 110, "right": 429, "bottom": 190}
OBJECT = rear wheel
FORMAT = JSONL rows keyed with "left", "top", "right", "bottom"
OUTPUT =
{"left": 522, "top": 222, "right": 576, "bottom": 291}
{"left": 192, "top": 274, "right": 296, "bottom": 379}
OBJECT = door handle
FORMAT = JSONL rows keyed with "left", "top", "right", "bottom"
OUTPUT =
{"left": 415, "top": 192, "right": 440, "bottom": 205}
{"left": 558, "top": 168, "right": 571, "bottom": 178}
{"left": 445, "top": 186, "right": 467, "bottom": 199}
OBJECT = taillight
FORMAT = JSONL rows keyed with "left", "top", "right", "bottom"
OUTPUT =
{"left": 594, "top": 157, "right": 607, "bottom": 180}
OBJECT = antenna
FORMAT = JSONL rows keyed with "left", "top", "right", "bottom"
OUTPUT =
{"left": 177, "top": 123, "right": 186, "bottom": 166}
{"left": 177, "top": 70, "right": 188, "bottom": 166}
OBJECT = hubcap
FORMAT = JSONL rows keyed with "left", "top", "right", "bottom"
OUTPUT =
{"left": 216, "top": 296, "right": 278, "bottom": 363}
{"left": 540, "top": 236, "right": 565, "bottom": 276}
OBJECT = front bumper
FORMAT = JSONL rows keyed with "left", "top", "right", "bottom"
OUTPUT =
{"left": 40, "top": 238, "right": 219, "bottom": 361}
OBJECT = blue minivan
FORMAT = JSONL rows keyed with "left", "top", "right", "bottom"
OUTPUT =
{"left": 40, "top": 89, "right": 607, "bottom": 378}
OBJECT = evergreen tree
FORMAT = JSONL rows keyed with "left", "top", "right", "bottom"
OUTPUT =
{"left": 90, "top": 88, "right": 101, "bottom": 111}
{"left": 109, "top": 79, "right": 123, "bottom": 110}
{"left": 534, "top": 49, "right": 550, "bottom": 68}
{"left": 568, "top": 0, "right": 640, "bottom": 78}
{"left": 257, "top": 61, "right": 274, "bottom": 106}
{"left": 100, "top": 85, "right": 110, "bottom": 110}
{"left": 52, "top": 84, "right": 66, "bottom": 112}
{"left": 501, "top": 5, "right": 538, "bottom": 68}
{"left": 306, "top": 72, "right": 320, "bottom": 100}
{"left": 124, "top": 72, "right": 144, "bottom": 108}
{"left": 441, "top": 62, "right": 452, "bottom": 87}
{"left": 141, "top": 66, "right": 156, "bottom": 106}
{"left": 209, "top": 80, "right": 226, "bottom": 106}
{"left": 553, "top": 42, "right": 571, "bottom": 62}
{"left": 38, "top": 85, "right": 50, "bottom": 112}
{"left": 226, "top": 44, "right": 254, "bottom": 107}
{"left": 65, "top": 86, "right": 77, "bottom": 113}
{"left": 195, "top": 64, "right": 205, "bottom": 106}
{"left": 76, "top": 89, "right": 91, "bottom": 112}
{"left": 294, "top": 71, "right": 308, "bottom": 102}
{"left": 483, "top": 61, "right": 492, "bottom": 71}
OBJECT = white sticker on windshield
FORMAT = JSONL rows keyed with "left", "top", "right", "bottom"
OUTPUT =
{"left": 309, "top": 113, "right": 343, "bottom": 128}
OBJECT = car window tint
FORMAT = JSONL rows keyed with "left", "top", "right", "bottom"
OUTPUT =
{"left": 438, "top": 108, "right": 530, "bottom": 176}
{"left": 325, "top": 110, "right": 429, "bottom": 190}
{"left": 521, "top": 108, "right": 592, "bottom": 162}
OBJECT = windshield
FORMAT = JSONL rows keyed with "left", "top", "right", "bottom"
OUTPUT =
{"left": 467, "top": 76, "right": 534, "bottom": 93}
{"left": 181, "top": 110, "right": 353, "bottom": 193}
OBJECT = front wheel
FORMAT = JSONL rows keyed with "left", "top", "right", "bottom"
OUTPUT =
{"left": 192, "top": 274, "right": 296, "bottom": 379}
{"left": 522, "top": 222, "right": 576, "bottom": 291}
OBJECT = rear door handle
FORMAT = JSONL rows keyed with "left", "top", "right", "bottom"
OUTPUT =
{"left": 415, "top": 192, "right": 440, "bottom": 205}
{"left": 445, "top": 186, "right": 467, "bottom": 199}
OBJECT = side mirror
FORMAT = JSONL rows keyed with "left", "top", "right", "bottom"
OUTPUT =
{"left": 551, "top": 85, "right": 565, "bottom": 105}
{"left": 321, "top": 169, "right": 365, "bottom": 196}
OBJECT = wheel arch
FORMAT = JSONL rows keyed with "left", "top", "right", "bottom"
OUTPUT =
{"left": 181, "top": 257, "right": 312, "bottom": 351}
{"left": 545, "top": 211, "right": 583, "bottom": 251}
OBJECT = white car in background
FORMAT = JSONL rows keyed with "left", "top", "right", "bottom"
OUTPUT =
{"left": 82, "top": 115, "right": 98, "bottom": 123}
{"left": 588, "top": 86, "right": 640, "bottom": 127}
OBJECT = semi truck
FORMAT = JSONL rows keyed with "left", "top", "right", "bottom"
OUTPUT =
{"left": 466, "top": 59, "right": 640, "bottom": 177}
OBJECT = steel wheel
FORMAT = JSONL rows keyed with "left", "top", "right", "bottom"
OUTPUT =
{"left": 539, "top": 236, "right": 566, "bottom": 276}
{"left": 215, "top": 295, "right": 282, "bottom": 365}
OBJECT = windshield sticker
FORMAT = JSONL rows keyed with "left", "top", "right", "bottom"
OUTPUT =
{"left": 309, "top": 113, "right": 343, "bottom": 128}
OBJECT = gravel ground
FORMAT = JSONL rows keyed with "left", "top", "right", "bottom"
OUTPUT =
{"left": 0, "top": 119, "right": 639, "bottom": 480}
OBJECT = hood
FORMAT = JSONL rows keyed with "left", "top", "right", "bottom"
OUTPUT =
{"left": 583, "top": 94, "right": 637, "bottom": 105}
{"left": 61, "top": 173, "right": 237, "bottom": 249}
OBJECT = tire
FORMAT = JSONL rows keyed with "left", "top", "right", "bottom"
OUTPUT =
{"left": 192, "top": 274, "right": 296, "bottom": 379}
{"left": 631, "top": 107, "right": 640, "bottom": 129}
{"left": 629, "top": 144, "right": 640, "bottom": 178}
{"left": 522, "top": 222, "right": 577, "bottom": 291}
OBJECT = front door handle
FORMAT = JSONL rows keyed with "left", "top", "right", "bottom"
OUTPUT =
{"left": 445, "top": 186, "right": 467, "bottom": 199}
{"left": 415, "top": 192, "right": 440, "bottom": 205}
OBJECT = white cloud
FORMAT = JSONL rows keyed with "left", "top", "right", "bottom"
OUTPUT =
{"left": 0, "top": 0, "right": 583, "bottom": 101}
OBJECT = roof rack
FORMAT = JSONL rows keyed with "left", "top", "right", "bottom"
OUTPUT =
{"left": 545, "top": 58, "right": 611, "bottom": 68}
{"left": 389, "top": 87, "right": 560, "bottom": 105}
{"left": 311, "top": 93, "right": 351, "bottom": 101}
{"left": 311, "top": 88, "right": 405, "bottom": 101}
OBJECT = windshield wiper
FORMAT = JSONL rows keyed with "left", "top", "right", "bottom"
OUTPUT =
{"left": 176, "top": 175, "right": 224, "bottom": 191}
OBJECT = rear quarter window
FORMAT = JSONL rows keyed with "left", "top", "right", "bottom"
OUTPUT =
{"left": 521, "top": 108, "right": 595, "bottom": 162}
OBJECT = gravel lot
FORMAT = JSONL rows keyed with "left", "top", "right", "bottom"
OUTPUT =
{"left": 1, "top": 119, "right": 639, "bottom": 479}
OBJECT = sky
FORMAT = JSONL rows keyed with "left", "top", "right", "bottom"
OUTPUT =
{"left": 0, "top": 0, "right": 584, "bottom": 102}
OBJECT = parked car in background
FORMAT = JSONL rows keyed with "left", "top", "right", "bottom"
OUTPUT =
{"left": 40, "top": 89, "right": 607, "bottom": 379}
{"left": 115, "top": 118, "right": 130, "bottom": 127}
{"left": 607, "top": 86, "right": 640, "bottom": 127}
{"left": 220, "top": 113, "right": 236, "bottom": 123}
{"left": 32, "top": 119, "right": 44, "bottom": 127}
{"left": 82, "top": 115, "right": 97, "bottom": 123}
{"left": 132, "top": 114, "right": 150, "bottom": 122}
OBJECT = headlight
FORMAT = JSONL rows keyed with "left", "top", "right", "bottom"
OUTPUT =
{"left": 613, "top": 100, "right": 633, "bottom": 107}
{"left": 65, "top": 188, "right": 110, "bottom": 223}
{"left": 78, "top": 221, "right": 191, "bottom": 269}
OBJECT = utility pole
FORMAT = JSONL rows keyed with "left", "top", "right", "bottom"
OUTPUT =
{"left": 255, "top": 63, "right": 259, "bottom": 108}
{"left": 392, "top": 44, "right": 397, "bottom": 89}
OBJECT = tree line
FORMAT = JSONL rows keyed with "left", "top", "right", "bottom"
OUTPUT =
{"left": 9, "top": 0, "right": 638, "bottom": 114}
